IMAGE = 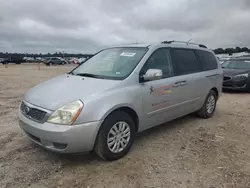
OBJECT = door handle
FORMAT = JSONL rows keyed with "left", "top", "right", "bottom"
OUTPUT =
{"left": 206, "top": 74, "right": 219, "bottom": 78}
{"left": 172, "top": 82, "right": 180, "bottom": 87}
{"left": 180, "top": 81, "right": 188, "bottom": 86}
{"left": 173, "top": 81, "right": 187, "bottom": 87}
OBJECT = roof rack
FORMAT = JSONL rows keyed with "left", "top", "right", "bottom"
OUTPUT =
{"left": 161, "top": 40, "right": 208, "bottom": 48}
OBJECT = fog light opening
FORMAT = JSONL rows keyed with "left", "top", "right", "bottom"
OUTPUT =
{"left": 53, "top": 142, "right": 67, "bottom": 150}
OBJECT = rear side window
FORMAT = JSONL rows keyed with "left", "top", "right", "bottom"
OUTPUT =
{"left": 196, "top": 50, "right": 218, "bottom": 70}
{"left": 171, "top": 49, "right": 202, "bottom": 75}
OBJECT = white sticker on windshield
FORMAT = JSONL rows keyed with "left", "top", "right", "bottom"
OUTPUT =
{"left": 120, "top": 52, "right": 136, "bottom": 57}
{"left": 245, "top": 61, "right": 250, "bottom": 63}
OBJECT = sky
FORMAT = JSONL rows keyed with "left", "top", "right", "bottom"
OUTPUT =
{"left": 0, "top": 0, "right": 250, "bottom": 53}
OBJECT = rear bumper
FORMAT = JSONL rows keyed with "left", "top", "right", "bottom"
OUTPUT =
{"left": 18, "top": 110, "right": 102, "bottom": 153}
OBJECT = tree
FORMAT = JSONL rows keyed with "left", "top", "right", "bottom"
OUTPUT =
{"left": 214, "top": 48, "right": 224, "bottom": 54}
{"left": 225, "top": 48, "right": 234, "bottom": 55}
{"left": 235, "top": 47, "right": 242, "bottom": 53}
{"left": 241, "top": 47, "right": 249, "bottom": 52}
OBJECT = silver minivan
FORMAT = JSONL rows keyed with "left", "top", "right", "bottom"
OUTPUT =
{"left": 18, "top": 41, "right": 223, "bottom": 160}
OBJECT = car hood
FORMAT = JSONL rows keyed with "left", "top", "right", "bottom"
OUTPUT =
{"left": 223, "top": 69, "right": 250, "bottom": 76}
{"left": 24, "top": 74, "right": 120, "bottom": 110}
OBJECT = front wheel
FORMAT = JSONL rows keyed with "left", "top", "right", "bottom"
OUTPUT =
{"left": 196, "top": 90, "right": 217, "bottom": 118}
{"left": 94, "top": 111, "right": 136, "bottom": 161}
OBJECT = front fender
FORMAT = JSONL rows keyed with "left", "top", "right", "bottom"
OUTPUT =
{"left": 74, "top": 86, "right": 143, "bottom": 125}
{"left": 100, "top": 103, "right": 139, "bottom": 121}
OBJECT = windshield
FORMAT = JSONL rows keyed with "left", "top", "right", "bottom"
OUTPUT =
{"left": 71, "top": 47, "right": 148, "bottom": 80}
{"left": 221, "top": 60, "right": 250, "bottom": 69}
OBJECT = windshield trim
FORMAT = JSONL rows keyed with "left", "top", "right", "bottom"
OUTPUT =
{"left": 69, "top": 47, "right": 149, "bottom": 80}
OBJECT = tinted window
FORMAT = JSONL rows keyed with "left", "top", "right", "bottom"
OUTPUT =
{"left": 196, "top": 50, "right": 218, "bottom": 70}
{"left": 140, "top": 48, "right": 173, "bottom": 79}
{"left": 171, "top": 49, "right": 201, "bottom": 75}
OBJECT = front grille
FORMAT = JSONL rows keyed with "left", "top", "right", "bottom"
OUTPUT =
{"left": 20, "top": 102, "right": 47, "bottom": 122}
{"left": 224, "top": 76, "right": 232, "bottom": 81}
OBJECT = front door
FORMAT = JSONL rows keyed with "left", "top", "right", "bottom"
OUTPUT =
{"left": 139, "top": 48, "right": 185, "bottom": 130}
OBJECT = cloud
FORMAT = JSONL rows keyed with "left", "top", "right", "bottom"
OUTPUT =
{"left": 0, "top": 0, "right": 250, "bottom": 53}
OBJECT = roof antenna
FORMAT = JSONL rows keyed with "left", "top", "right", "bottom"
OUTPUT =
{"left": 187, "top": 39, "right": 192, "bottom": 45}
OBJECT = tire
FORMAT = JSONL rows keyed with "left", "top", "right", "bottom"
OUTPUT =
{"left": 94, "top": 111, "right": 136, "bottom": 161}
{"left": 196, "top": 90, "right": 217, "bottom": 118}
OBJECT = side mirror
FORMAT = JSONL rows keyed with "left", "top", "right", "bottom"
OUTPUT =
{"left": 142, "top": 69, "right": 163, "bottom": 82}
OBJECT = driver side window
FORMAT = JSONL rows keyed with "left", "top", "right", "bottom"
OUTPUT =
{"left": 140, "top": 48, "right": 173, "bottom": 79}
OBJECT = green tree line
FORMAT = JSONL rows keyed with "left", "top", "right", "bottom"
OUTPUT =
{"left": 0, "top": 52, "right": 94, "bottom": 59}
{"left": 214, "top": 47, "right": 250, "bottom": 55}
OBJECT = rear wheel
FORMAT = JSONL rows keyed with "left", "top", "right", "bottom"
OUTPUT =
{"left": 94, "top": 111, "right": 136, "bottom": 161}
{"left": 196, "top": 90, "right": 217, "bottom": 118}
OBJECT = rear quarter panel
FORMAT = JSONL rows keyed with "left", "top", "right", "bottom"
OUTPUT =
{"left": 199, "top": 59, "right": 223, "bottom": 105}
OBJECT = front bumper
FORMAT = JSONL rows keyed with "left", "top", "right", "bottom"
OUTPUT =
{"left": 18, "top": 110, "right": 102, "bottom": 153}
{"left": 223, "top": 78, "right": 249, "bottom": 91}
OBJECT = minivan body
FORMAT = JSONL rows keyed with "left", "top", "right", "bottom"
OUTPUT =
{"left": 18, "top": 42, "right": 223, "bottom": 160}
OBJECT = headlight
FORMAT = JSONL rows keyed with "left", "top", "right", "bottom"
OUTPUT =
{"left": 234, "top": 73, "right": 249, "bottom": 80}
{"left": 47, "top": 100, "right": 83, "bottom": 125}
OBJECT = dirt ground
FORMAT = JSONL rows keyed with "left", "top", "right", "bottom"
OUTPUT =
{"left": 1, "top": 64, "right": 250, "bottom": 188}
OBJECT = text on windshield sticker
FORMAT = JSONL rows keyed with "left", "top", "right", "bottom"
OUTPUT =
{"left": 120, "top": 52, "right": 136, "bottom": 57}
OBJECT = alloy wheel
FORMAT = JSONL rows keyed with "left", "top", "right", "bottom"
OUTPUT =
{"left": 107, "top": 121, "right": 131, "bottom": 153}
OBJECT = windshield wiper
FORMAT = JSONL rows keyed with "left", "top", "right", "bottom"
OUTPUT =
{"left": 75, "top": 73, "right": 104, "bottom": 79}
